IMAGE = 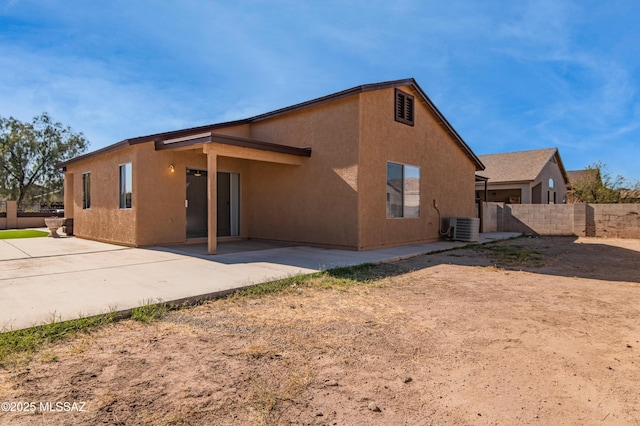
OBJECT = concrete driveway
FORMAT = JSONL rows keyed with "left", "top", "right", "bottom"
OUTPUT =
{"left": 0, "top": 232, "right": 519, "bottom": 331}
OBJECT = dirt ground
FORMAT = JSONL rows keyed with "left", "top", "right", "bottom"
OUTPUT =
{"left": 1, "top": 236, "right": 639, "bottom": 425}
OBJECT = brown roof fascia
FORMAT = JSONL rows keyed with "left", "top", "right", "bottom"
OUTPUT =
{"left": 156, "top": 132, "right": 311, "bottom": 157}
{"left": 246, "top": 78, "right": 484, "bottom": 171}
{"left": 211, "top": 133, "right": 311, "bottom": 156}
{"left": 551, "top": 150, "right": 570, "bottom": 185}
{"left": 154, "top": 134, "right": 213, "bottom": 151}
{"left": 58, "top": 78, "right": 480, "bottom": 170}
{"left": 126, "top": 119, "right": 249, "bottom": 145}
{"left": 57, "top": 140, "right": 130, "bottom": 169}
{"left": 483, "top": 179, "right": 535, "bottom": 185}
{"left": 245, "top": 79, "right": 417, "bottom": 123}
{"left": 120, "top": 82, "right": 413, "bottom": 146}
{"left": 407, "top": 80, "right": 484, "bottom": 171}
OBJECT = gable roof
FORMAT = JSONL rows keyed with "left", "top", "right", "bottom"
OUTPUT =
{"left": 476, "top": 148, "right": 568, "bottom": 184}
{"left": 59, "top": 78, "right": 483, "bottom": 170}
{"left": 566, "top": 169, "right": 600, "bottom": 186}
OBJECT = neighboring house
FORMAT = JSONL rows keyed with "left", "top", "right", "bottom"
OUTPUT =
{"left": 620, "top": 189, "right": 640, "bottom": 203}
{"left": 59, "top": 78, "right": 484, "bottom": 254}
{"left": 475, "top": 148, "right": 568, "bottom": 204}
{"left": 567, "top": 169, "right": 640, "bottom": 203}
{"left": 566, "top": 169, "right": 601, "bottom": 204}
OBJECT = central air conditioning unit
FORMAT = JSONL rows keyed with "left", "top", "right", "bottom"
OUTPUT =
{"left": 448, "top": 217, "right": 480, "bottom": 242}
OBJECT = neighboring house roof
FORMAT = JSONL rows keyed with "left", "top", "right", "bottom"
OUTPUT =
{"left": 475, "top": 148, "right": 568, "bottom": 184}
{"left": 566, "top": 169, "right": 600, "bottom": 187}
{"left": 620, "top": 189, "right": 640, "bottom": 202}
{"left": 59, "top": 78, "right": 483, "bottom": 170}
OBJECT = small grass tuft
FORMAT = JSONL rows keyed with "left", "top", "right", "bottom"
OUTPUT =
{"left": 0, "top": 312, "right": 116, "bottom": 367}
{"left": 231, "top": 263, "right": 402, "bottom": 300}
{"left": 131, "top": 300, "right": 169, "bottom": 323}
{"left": 479, "top": 244, "right": 545, "bottom": 266}
{"left": 232, "top": 273, "right": 324, "bottom": 298}
{"left": 0, "top": 229, "right": 49, "bottom": 239}
{"left": 328, "top": 263, "right": 402, "bottom": 282}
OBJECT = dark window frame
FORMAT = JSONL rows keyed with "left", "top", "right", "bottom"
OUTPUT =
{"left": 119, "top": 163, "right": 132, "bottom": 209}
{"left": 386, "top": 161, "right": 420, "bottom": 218}
{"left": 394, "top": 88, "right": 415, "bottom": 126}
{"left": 82, "top": 172, "right": 91, "bottom": 209}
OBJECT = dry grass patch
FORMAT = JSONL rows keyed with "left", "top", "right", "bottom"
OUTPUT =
{"left": 1, "top": 237, "right": 640, "bottom": 425}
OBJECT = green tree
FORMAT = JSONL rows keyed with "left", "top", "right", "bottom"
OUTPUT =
{"left": 569, "top": 161, "right": 639, "bottom": 203}
{"left": 0, "top": 113, "right": 88, "bottom": 205}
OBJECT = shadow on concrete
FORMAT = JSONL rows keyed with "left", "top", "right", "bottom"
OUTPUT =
{"left": 154, "top": 240, "right": 296, "bottom": 257}
{"left": 147, "top": 236, "right": 522, "bottom": 273}
{"left": 148, "top": 235, "right": 640, "bottom": 286}
{"left": 395, "top": 236, "right": 640, "bottom": 284}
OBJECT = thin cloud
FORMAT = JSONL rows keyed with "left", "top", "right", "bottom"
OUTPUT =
{"left": 0, "top": 0, "right": 638, "bottom": 180}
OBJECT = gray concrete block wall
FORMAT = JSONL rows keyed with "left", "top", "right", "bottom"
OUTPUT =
{"left": 481, "top": 202, "right": 640, "bottom": 238}
{"left": 502, "top": 204, "right": 574, "bottom": 236}
{"left": 591, "top": 204, "right": 640, "bottom": 239}
{"left": 480, "top": 202, "right": 500, "bottom": 233}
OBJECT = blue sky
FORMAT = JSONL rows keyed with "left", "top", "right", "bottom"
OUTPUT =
{"left": 1, "top": 0, "right": 639, "bottom": 182}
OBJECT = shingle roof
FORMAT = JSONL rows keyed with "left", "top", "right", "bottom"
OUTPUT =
{"left": 566, "top": 169, "right": 599, "bottom": 185}
{"left": 476, "top": 148, "right": 567, "bottom": 183}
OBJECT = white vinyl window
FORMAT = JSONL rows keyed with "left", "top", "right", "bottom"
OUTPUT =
{"left": 386, "top": 162, "right": 420, "bottom": 218}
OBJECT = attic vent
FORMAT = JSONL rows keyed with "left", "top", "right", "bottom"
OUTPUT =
{"left": 448, "top": 217, "right": 480, "bottom": 242}
{"left": 395, "top": 89, "right": 414, "bottom": 126}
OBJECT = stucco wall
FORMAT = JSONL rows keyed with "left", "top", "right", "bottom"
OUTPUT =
{"left": 65, "top": 145, "right": 138, "bottom": 246}
{"left": 358, "top": 86, "right": 477, "bottom": 249}
{"left": 63, "top": 85, "right": 479, "bottom": 250}
{"left": 132, "top": 144, "right": 211, "bottom": 246}
{"left": 534, "top": 157, "right": 567, "bottom": 204}
{"left": 65, "top": 141, "right": 282, "bottom": 246}
{"left": 240, "top": 96, "right": 361, "bottom": 248}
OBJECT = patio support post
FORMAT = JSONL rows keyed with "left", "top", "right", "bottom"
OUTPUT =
{"left": 207, "top": 151, "right": 218, "bottom": 254}
{"left": 484, "top": 179, "right": 488, "bottom": 202}
{"left": 64, "top": 172, "right": 74, "bottom": 219}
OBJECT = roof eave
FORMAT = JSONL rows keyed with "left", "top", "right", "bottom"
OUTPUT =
{"left": 57, "top": 140, "right": 130, "bottom": 169}
{"left": 475, "top": 179, "right": 534, "bottom": 185}
{"left": 125, "top": 118, "right": 250, "bottom": 145}
{"left": 407, "top": 80, "right": 484, "bottom": 171}
{"left": 551, "top": 149, "right": 570, "bottom": 185}
{"left": 58, "top": 78, "right": 484, "bottom": 171}
{"left": 156, "top": 132, "right": 311, "bottom": 157}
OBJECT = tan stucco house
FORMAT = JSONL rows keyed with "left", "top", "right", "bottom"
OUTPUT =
{"left": 475, "top": 148, "right": 568, "bottom": 204}
{"left": 59, "top": 78, "right": 484, "bottom": 254}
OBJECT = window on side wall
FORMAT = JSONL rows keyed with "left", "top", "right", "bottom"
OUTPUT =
{"left": 119, "top": 163, "right": 132, "bottom": 209}
{"left": 82, "top": 172, "right": 91, "bottom": 209}
{"left": 386, "top": 162, "right": 420, "bottom": 218}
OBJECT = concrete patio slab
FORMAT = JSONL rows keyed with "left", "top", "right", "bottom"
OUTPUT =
{"left": 0, "top": 232, "right": 520, "bottom": 331}
{"left": 0, "top": 231, "right": 126, "bottom": 260}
